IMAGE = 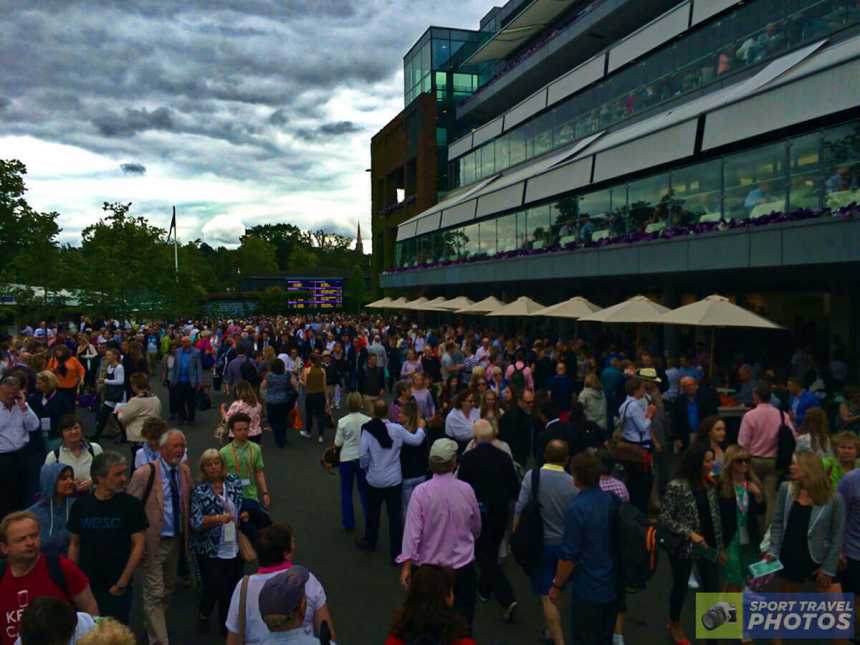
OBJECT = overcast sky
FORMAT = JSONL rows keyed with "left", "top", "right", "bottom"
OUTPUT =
{"left": 0, "top": 1, "right": 488, "bottom": 248}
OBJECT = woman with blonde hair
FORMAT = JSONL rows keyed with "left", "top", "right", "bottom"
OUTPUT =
{"left": 220, "top": 379, "right": 263, "bottom": 443}
{"left": 76, "top": 617, "right": 136, "bottom": 645}
{"left": 578, "top": 372, "right": 607, "bottom": 430}
{"left": 399, "top": 398, "right": 429, "bottom": 518}
{"left": 190, "top": 448, "right": 247, "bottom": 634}
{"left": 767, "top": 451, "right": 845, "bottom": 598}
{"left": 718, "top": 445, "right": 766, "bottom": 592}
{"left": 480, "top": 387, "right": 503, "bottom": 436}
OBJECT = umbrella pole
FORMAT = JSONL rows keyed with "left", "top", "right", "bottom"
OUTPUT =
{"left": 709, "top": 328, "right": 716, "bottom": 379}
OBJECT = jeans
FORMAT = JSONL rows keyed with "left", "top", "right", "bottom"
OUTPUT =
{"left": 364, "top": 483, "right": 402, "bottom": 561}
{"left": 339, "top": 459, "right": 368, "bottom": 530}
{"left": 476, "top": 509, "right": 515, "bottom": 608}
{"left": 198, "top": 555, "right": 243, "bottom": 631}
{"left": 668, "top": 555, "right": 720, "bottom": 621}
{"left": 570, "top": 595, "right": 618, "bottom": 645}
{"left": 400, "top": 475, "right": 426, "bottom": 521}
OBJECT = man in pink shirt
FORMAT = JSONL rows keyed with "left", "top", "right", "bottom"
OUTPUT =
{"left": 398, "top": 438, "right": 481, "bottom": 628}
{"left": 738, "top": 382, "right": 795, "bottom": 527}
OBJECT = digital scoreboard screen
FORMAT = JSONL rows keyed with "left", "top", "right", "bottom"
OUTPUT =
{"left": 286, "top": 278, "right": 344, "bottom": 309}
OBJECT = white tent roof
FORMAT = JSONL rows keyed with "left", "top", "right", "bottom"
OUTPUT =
{"left": 382, "top": 297, "right": 409, "bottom": 309}
{"left": 486, "top": 296, "right": 546, "bottom": 317}
{"left": 456, "top": 296, "right": 507, "bottom": 315}
{"left": 530, "top": 296, "right": 602, "bottom": 319}
{"left": 365, "top": 297, "right": 393, "bottom": 309}
{"left": 657, "top": 294, "right": 782, "bottom": 329}
{"left": 434, "top": 296, "right": 475, "bottom": 311}
{"left": 578, "top": 295, "right": 669, "bottom": 323}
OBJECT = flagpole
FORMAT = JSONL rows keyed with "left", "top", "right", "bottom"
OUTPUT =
{"left": 172, "top": 205, "right": 179, "bottom": 283}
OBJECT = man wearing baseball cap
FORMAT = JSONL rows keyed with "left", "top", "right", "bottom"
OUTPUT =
{"left": 258, "top": 566, "right": 321, "bottom": 644}
{"left": 397, "top": 438, "right": 481, "bottom": 628}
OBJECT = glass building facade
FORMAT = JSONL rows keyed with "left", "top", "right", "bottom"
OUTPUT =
{"left": 448, "top": 0, "right": 860, "bottom": 189}
{"left": 404, "top": 28, "right": 484, "bottom": 106}
{"left": 395, "top": 118, "right": 860, "bottom": 267}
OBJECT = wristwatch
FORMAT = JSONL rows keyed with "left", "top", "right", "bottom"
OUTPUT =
{"left": 551, "top": 579, "right": 563, "bottom": 590}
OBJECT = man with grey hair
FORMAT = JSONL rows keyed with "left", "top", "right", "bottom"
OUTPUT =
{"left": 0, "top": 375, "right": 40, "bottom": 518}
{"left": 68, "top": 450, "right": 148, "bottom": 623}
{"left": 128, "top": 429, "right": 192, "bottom": 644}
{"left": 398, "top": 438, "right": 482, "bottom": 628}
{"left": 459, "top": 419, "right": 520, "bottom": 622}
{"left": 670, "top": 375, "right": 718, "bottom": 452}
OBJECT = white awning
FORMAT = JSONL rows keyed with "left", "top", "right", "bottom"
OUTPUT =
{"left": 462, "top": 0, "right": 581, "bottom": 66}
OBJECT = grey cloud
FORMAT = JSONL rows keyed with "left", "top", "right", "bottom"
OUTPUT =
{"left": 0, "top": 97, "right": 9, "bottom": 111}
{"left": 94, "top": 107, "right": 176, "bottom": 137}
{"left": 296, "top": 121, "right": 363, "bottom": 141}
{"left": 268, "top": 109, "right": 288, "bottom": 126}
{"left": 120, "top": 162, "right": 146, "bottom": 175}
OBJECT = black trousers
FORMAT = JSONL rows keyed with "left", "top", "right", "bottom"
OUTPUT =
{"left": 626, "top": 467, "right": 653, "bottom": 515}
{"left": 92, "top": 403, "right": 118, "bottom": 440}
{"left": 304, "top": 392, "right": 327, "bottom": 439}
{"left": 476, "top": 509, "right": 514, "bottom": 608}
{"left": 364, "top": 483, "right": 402, "bottom": 560}
{"left": 267, "top": 401, "right": 290, "bottom": 447}
{"left": 0, "top": 448, "right": 28, "bottom": 519}
{"left": 94, "top": 585, "right": 132, "bottom": 624}
{"left": 453, "top": 561, "right": 477, "bottom": 630}
{"left": 570, "top": 595, "right": 618, "bottom": 645}
{"left": 668, "top": 555, "right": 720, "bottom": 621}
{"left": 175, "top": 381, "right": 196, "bottom": 422}
{"left": 198, "top": 555, "right": 243, "bottom": 630}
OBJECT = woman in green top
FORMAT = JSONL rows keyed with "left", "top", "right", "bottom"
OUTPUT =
{"left": 718, "top": 445, "right": 766, "bottom": 591}
{"left": 219, "top": 412, "right": 270, "bottom": 509}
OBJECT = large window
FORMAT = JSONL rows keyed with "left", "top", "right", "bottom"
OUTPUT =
{"left": 396, "top": 118, "right": 860, "bottom": 267}
{"left": 450, "top": 0, "right": 860, "bottom": 188}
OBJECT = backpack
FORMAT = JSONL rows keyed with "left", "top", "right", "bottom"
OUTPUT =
{"left": 54, "top": 442, "right": 95, "bottom": 462}
{"left": 510, "top": 363, "right": 527, "bottom": 393}
{"left": 239, "top": 357, "right": 259, "bottom": 386}
{"left": 775, "top": 409, "right": 796, "bottom": 471}
{"left": 613, "top": 498, "right": 658, "bottom": 594}
{"left": 510, "top": 468, "right": 544, "bottom": 572}
{"left": 0, "top": 554, "right": 69, "bottom": 598}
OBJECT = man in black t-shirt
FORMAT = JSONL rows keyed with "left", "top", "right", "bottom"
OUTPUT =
{"left": 68, "top": 450, "right": 147, "bottom": 623}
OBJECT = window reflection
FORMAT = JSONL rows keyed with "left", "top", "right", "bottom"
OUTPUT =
{"left": 496, "top": 212, "right": 517, "bottom": 254}
{"left": 789, "top": 132, "right": 822, "bottom": 210}
{"left": 724, "top": 142, "right": 787, "bottom": 220}
{"left": 822, "top": 122, "right": 860, "bottom": 209}
{"left": 529, "top": 205, "right": 551, "bottom": 250}
{"left": 671, "top": 159, "right": 723, "bottom": 225}
{"left": 462, "top": 223, "right": 479, "bottom": 258}
{"left": 578, "top": 189, "right": 612, "bottom": 242}
{"left": 516, "top": 210, "right": 530, "bottom": 250}
{"left": 551, "top": 198, "right": 579, "bottom": 245}
{"left": 478, "top": 219, "right": 496, "bottom": 256}
{"left": 628, "top": 174, "right": 670, "bottom": 234}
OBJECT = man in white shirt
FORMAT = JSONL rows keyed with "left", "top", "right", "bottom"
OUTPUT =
{"left": 0, "top": 376, "right": 41, "bottom": 518}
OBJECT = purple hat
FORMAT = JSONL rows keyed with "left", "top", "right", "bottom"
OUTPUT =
{"left": 259, "top": 566, "right": 309, "bottom": 616}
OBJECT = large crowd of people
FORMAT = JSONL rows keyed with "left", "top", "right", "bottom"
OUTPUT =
{"left": 0, "top": 313, "right": 857, "bottom": 644}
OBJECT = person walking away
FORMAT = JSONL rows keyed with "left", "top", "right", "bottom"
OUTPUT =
{"left": 116, "top": 372, "right": 161, "bottom": 463}
{"left": 127, "top": 430, "right": 192, "bottom": 644}
{"left": 301, "top": 354, "right": 328, "bottom": 444}
{"left": 225, "top": 523, "right": 336, "bottom": 644}
{"left": 264, "top": 359, "right": 297, "bottom": 449}
{"left": 514, "top": 440, "right": 577, "bottom": 645}
{"left": 617, "top": 377, "right": 659, "bottom": 514}
{"left": 738, "top": 382, "right": 796, "bottom": 528}
{"left": 67, "top": 451, "right": 147, "bottom": 623}
{"left": 0, "top": 376, "right": 41, "bottom": 519}
{"left": 334, "top": 392, "right": 370, "bottom": 531}
{"left": 219, "top": 413, "right": 271, "bottom": 509}
{"left": 91, "top": 349, "right": 124, "bottom": 442}
{"left": 358, "top": 400, "right": 426, "bottom": 562}
{"left": 386, "top": 565, "right": 476, "bottom": 645}
{"left": 548, "top": 452, "right": 619, "bottom": 645}
{"left": 170, "top": 337, "right": 202, "bottom": 426}
{"left": 399, "top": 398, "right": 429, "bottom": 521}
{"left": 160, "top": 342, "right": 179, "bottom": 421}
{"left": 458, "top": 420, "right": 519, "bottom": 622}
{"left": 659, "top": 444, "right": 723, "bottom": 645}
{"left": 190, "top": 449, "right": 246, "bottom": 635}
{"left": 256, "top": 567, "right": 322, "bottom": 644}
{"left": 27, "top": 463, "right": 76, "bottom": 557}
{"left": 134, "top": 417, "right": 171, "bottom": 468}
{"left": 398, "top": 438, "right": 482, "bottom": 629}
{"left": 578, "top": 372, "right": 607, "bottom": 431}
{"left": 0, "top": 511, "right": 99, "bottom": 645}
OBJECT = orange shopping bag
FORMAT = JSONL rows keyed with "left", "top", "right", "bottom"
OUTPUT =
{"left": 290, "top": 406, "right": 304, "bottom": 431}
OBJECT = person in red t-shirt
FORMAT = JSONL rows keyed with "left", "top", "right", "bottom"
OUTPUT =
{"left": 385, "top": 565, "right": 476, "bottom": 645}
{"left": 0, "top": 511, "right": 98, "bottom": 645}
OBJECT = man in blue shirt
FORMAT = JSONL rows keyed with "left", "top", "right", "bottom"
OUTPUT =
{"left": 549, "top": 452, "right": 617, "bottom": 645}
{"left": 787, "top": 376, "right": 820, "bottom": 427}
{"left": 547, "top": 362, "right": 575, "bottom": 412}
{"left": 170, "top": 336, "right": 202, "bottom": 425}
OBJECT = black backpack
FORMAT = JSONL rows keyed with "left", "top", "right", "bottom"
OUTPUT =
{"left": 239, "top": 357, "right": 259, "bottom": 386}
{"left": 0, "top": 553, "right": 69, "bottom": 597}
{"left": 511, "top": 468, "right": 544, "bottom": 573}
{"left": 613, "top": 498, "right": 658, "bottom": 594}
{"left": 775, "top": 409, "right": 796, "bottom": 471}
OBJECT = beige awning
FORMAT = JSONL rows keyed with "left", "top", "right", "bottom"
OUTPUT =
{"left": 487, "top": 296, "right": 546, "bottom": 317}
{"left": 456, "top": 296, "right": 507, "bottom": 315}
{"left": 365, "top": 297, "right": 393, "bottom": 309}
{"left": 434, "top": 296, "right": 475, "bottom": 311}
{"left": 578, "top": 295, "right": 669, "bottom": 323}
{"left": 657, "top": 294, "right": 782, "bottom": 328}
{"left": 530, "top": 296, "right": 602, "bottom": 319}
{"left": 381, "top": 297, "right": 409, "bottom": 309}
{"left": 401, "top": 297, "right": 431, "bottom": 310}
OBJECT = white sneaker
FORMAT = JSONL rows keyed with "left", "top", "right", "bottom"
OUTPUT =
{"left": 299, "top": 431, "right": 312, "bottom": 439}
{"left": 688, "top": 569, "right": 700, "bottom": 589}
{"left": 318, "top": 436, "right": 324, "bottom": 443}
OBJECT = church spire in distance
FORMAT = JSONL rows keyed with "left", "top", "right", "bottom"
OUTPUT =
{"left": 355, "top": 220, "right": 364, "bottom": 255}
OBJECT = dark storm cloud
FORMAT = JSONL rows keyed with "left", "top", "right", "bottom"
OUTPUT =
{"left": 95, "top": 107, "right": 176, "bottom": 137}
{"left": 120, "top": 162, "right": 146, "bottom": 175}
{"left": 296, "top": 121, "right": 363, "bottom": 141}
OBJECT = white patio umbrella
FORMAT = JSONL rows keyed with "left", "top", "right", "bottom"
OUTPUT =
{"left": 425, "top": 297, "right": 450, "bottom": 308}
{"left": 382, "top": 297, "right": 409, "bottom": 309}
{"left": 486, "top": 296, "right": 546, "bottom": 317}
{"left": 657, "top": 294, "right": 783, "bottom": 375}
{"left": 456, "top": 296, "right": 506, "bottom": 315}
{"left": 365, "top": 297, "right": 392, "bottom": 309}
{"left": 400, "top": 297, "right": 431, "bottom": 310}
{"left": 578, "top": 295, "right": 670, "bottom": 349}
{"left": 529, "top": 296, "right": 602, "bottom": 319}
{"left": 434, "top": 296, "right": 474, "bottom": 311}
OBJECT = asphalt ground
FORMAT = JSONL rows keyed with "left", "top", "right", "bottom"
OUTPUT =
{"left": 83, "top": 383, "right": 816, "bottom": 644}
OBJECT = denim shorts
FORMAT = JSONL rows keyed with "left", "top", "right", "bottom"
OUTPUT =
{"left": 531, "top": 543, "right": 562, "bottom": 595}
